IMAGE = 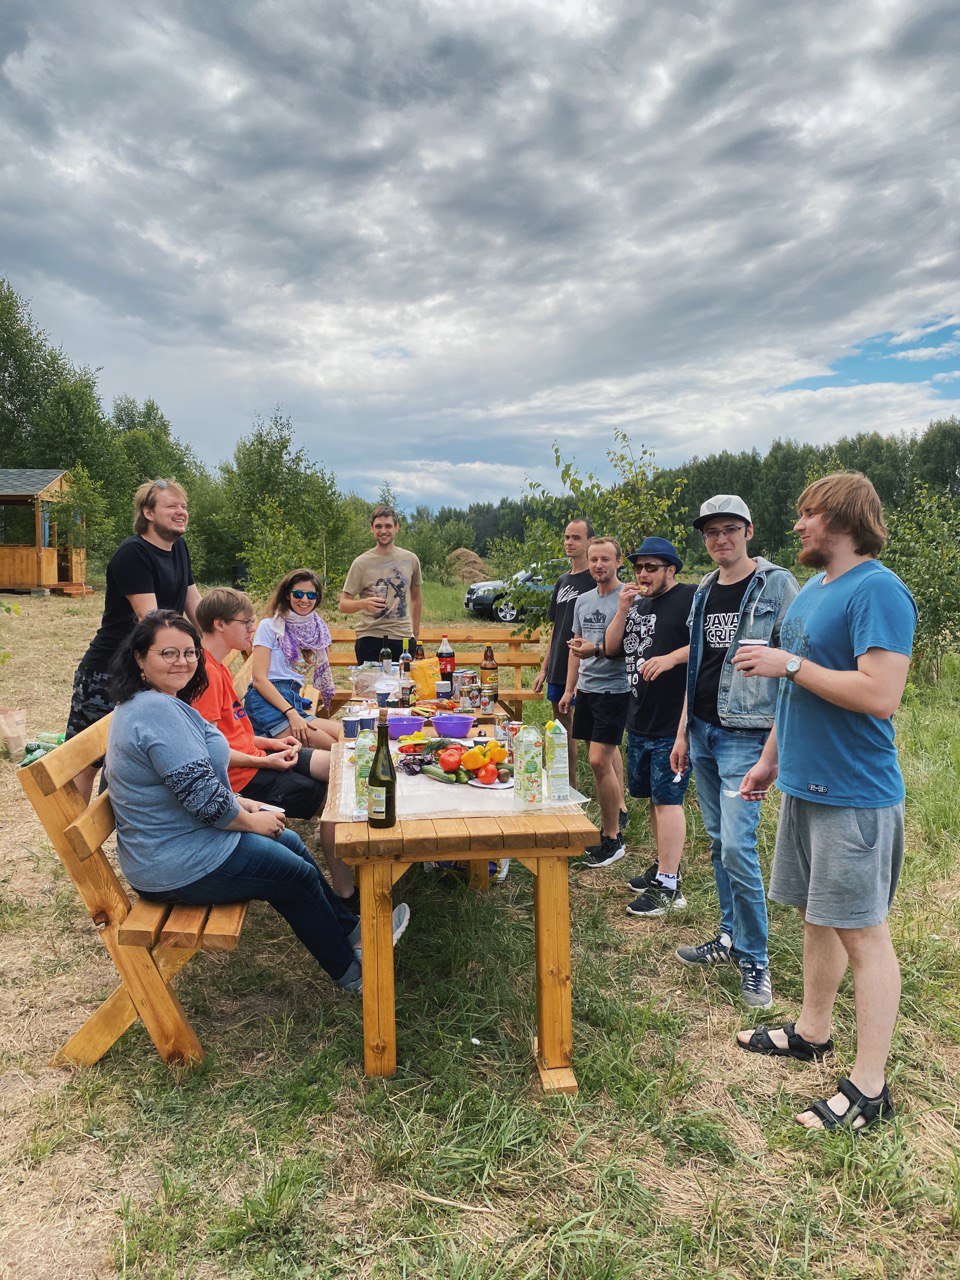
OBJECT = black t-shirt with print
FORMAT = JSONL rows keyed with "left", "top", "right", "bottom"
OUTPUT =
{"left": 623, "top": 583, "right": 695, "bottom": 738}
{"left": 691, "top": 573, "right": 752, "bottom": 727}
{"left": 546, "top": 568, "right": 596, "bottom": 684}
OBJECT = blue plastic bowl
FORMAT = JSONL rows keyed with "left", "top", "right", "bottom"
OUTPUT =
{"left": 387, "top": 714, "right": 422, "bottom": 739}
{"left": 431, "top": 712, "right": 475, "bottom": 739}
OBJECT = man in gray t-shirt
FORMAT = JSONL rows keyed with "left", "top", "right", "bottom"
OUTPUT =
{"left": 559, "top": 537, "right": 630, "bottom": 868}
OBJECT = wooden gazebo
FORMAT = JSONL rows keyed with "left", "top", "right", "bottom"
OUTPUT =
{"left": 0, "top": 469, "right": 87, "bottom": 593}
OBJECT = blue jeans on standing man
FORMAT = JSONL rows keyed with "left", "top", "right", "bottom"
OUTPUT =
{"left": 688, "top": 716, "right": 769, "bottom": 968}
{"left": 137, "top": 828, "right": 359, "bottom": 982}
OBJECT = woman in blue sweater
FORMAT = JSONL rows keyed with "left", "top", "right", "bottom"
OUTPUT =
{"left": 105, "top": 611, "right": 370, "bottom": 991}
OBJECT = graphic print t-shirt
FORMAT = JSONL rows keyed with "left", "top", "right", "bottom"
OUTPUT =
{"left": 691, "top": 574, "right": 752, "bottom": 727}
{"left": 547, "top": 569, "right": 596, "bottom": 684}
{"left": 342, "top": 547, "right": 422, "bottom": 639}
{"left": 624, "top": 584, "right": 695, "bottom": 738}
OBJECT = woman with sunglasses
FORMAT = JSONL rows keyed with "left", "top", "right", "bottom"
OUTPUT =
{"left": 244, "top": 569, "right": 341, "bottom": 749}
{"left": 105, "top": 611, "right": 364, "bottom": 992}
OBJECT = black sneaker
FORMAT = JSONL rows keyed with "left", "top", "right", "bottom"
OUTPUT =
{"left": 675, "top": 933, "right": 733, "bottom": 966}
{"left": 582, "top": 834, "right": 626, "bottom": 868}
{"left": 627, "top": 861, "right": 664, "bottom": 893}
{"left": 626, "top": 883, "right": 688, "bottom": 916}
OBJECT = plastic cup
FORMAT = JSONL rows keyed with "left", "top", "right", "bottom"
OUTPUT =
{"left": 376, "top": 689, "right": 390, "bottom": 707}
{"left": 342, "top": 715, "right": 359, "bottom": 740}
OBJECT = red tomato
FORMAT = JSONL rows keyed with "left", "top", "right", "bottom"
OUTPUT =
{"left": 477, "top": 762, "right": 499, "bottom": 786}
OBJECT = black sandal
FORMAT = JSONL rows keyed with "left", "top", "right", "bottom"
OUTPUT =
{"left": 798, "top": 1077, "right": 895, "bottom": 1132}
{"left": 737, "top": 1022, "right": 834, "bottom": 1062}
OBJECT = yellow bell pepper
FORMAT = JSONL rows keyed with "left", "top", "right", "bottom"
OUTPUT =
{"left": 459, "top": 747, "right": 487, "bottom": 771}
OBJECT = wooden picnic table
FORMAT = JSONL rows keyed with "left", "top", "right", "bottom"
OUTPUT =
{"left": 322, "top": 742, "right": 598, "bottom": 1094}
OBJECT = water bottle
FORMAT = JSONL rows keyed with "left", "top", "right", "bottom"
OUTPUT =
{"left": 545, "top": 719, "right": 570, "bottom": 802}
{"left": 514, "top": 724, "right": 543, "bottom": 806}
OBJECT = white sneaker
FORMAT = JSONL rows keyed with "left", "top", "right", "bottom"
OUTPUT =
{"left": 353, "top": 903, "right": 411, "bottom": 960}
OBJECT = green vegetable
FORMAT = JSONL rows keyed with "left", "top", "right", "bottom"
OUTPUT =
{"left": 455, "top": 767, "right": 470, "bottom": 784}
{"left": 422, "top": 764, "right": 457, "bottom": 784}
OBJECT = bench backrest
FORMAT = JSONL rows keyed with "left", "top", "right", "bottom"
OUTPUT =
{"left": 227, "top": 623, "right": 543, "bottom": 703}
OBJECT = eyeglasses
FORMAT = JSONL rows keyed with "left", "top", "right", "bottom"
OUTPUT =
{"left": 291, "top": 590, "right": 317, "bottom": 601}
{"left": 229, "top": 617, "right": 257, "bottom": 630}
{"left": 151, "top": 647, "right": 201, "bottom": 663}
{"left": 633, "top": 562, "right": 668, "bottom": 574}
{"left": 702, "top": 525, "right": 745, "bottom": 542}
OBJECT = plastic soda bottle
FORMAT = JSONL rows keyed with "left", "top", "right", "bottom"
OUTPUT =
{"left": 354, "top": 728, "right": 377, "bottom": 816}
{"left": 514, "top": 723, "right": 543, "bottom": 805}
{"left": 545, "top": 719, "right": 570, "bottom": 802}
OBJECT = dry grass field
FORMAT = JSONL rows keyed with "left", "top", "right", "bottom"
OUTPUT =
{"left": 1, "top": 590, "right": 959, "bottom": 1279}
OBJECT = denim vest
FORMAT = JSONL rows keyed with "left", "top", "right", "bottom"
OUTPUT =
{"left": 685, "top": 557, "right": 800, "bottom": 730}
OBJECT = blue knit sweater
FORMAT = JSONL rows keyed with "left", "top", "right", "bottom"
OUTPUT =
{"left": 106, "top": 690, "right": 241, "bottom": 894}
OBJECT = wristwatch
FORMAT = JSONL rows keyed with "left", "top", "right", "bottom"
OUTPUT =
{"left": 785, "top": 657, "right": 803, "bottom": 682}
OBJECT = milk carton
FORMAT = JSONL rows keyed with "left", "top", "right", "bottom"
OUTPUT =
{"left": 545, "top": 719, "right": 570, "bottom": 802}
{"left": 514, "top": 723, "right": 543, "bottom": 805}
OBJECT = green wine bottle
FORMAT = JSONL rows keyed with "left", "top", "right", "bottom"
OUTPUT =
{"left": 367, "top": 708, "right": 397, "bottom": 828}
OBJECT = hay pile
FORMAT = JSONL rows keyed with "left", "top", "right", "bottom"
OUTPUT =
{"left": 443, "top": 548, "right": 488, "bottom": 584}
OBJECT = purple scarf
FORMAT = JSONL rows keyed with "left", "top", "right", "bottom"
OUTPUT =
{"left": 268, "top": 611, "right": 334, "bottom": 701}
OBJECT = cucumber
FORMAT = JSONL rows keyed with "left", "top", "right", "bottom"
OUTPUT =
{"left": 455, "top": 767, "right": 470, "bottom": 784}
{"left": 422, "top": 764, "right": 457, "bottom": 784}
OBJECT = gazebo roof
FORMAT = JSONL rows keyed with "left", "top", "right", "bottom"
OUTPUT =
{"left": 0, "top": 469, "right": 68, "bottom": 499}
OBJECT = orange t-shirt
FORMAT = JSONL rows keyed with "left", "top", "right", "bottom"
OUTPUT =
{"left": 191, "top": 649, "right": 264, "bottom": 791}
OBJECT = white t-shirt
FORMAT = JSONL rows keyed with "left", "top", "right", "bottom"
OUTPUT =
{"left": 252, "top": 619, "right": 313, "bottom": 686}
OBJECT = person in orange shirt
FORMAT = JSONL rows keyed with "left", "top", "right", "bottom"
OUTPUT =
{"left": 192, "top": 588, "right": 354, "bottom": 902}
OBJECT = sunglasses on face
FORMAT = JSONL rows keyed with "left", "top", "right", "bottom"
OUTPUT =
{"left": 633, "top": 562, "right": 667, "bottom": 574}
{"left": 291, "top": 590, "right": 318, "bottom": 601}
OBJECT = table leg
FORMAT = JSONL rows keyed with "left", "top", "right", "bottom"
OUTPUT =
{"left": 357, "top": 860, "right": 396, "bottom": 1077}
{"left": 466, "top": 859, "right": 490, "bottom": 891}
{"left": 533, "top": 854, "right": 577, "bottom": 1094}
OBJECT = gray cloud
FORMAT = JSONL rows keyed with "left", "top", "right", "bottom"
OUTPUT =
{"left": 2, "top": 0, "right": 959, "bottom": 504}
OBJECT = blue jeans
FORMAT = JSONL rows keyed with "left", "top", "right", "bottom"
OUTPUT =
{"left": 137, "top": 829, "right": 359, "bottom": 982}
{"left": 688, "top": 717, "right": 769, "bottom": 967}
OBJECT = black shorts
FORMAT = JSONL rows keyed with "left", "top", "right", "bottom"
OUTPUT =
{"left": 239, "top": 749, "right": 327, "bottom": 820}
{"left": 571, "top": 690, "right": 629, "bottom": 746}
{"left": 65, "top": 656, "right": 115, "bottom": 743}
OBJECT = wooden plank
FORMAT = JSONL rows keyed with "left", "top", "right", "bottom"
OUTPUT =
{"left": 468, "top": 817, "right": 505, "bottom": 852}
{"left": 118, "top": 899, "right": 170, "bottom": 948}
{"left": 160, "top": 905, "right": 209, "bottom": 948}
{"left": 533, "top": 856, "right": 574, "bottom": 1074}
{"left": 64, "top": 791, "right": 115, "bottom": 862}
{"left": 26, "top": 715, "right": 112, "bottom": 796}
{"left": 432, "top": 818, "right": 470, "bottom": 858}
{"left": 358, "top": 860, "right": 397, "bottom": 1077}
{"left": 202, "top": 902, "right": 249, "bottom": 952}
{"left": 532, "top": 814, "right": 572, "bottom": 848}
{"left": 336, "top": 822, "right": 370, "bottom": 861}
{"left": 516, "top": 857, "right": 539, "bottom": 877}
{"left": 399, "top": 819, "right": 437, "bottom": 858}
{"left": 467, "top": 860, "right": 490, "bottom": 892}
{"left": 105, "top": 937, "right": 204, "bottom": 1064}
{"left": 494, "top": 815, "right": 539, "bottom": 850}
{"left": 368, "top": 824, "right": 405, "bottom": 857}
{"left": 553, "top": 810, "right": 600, "bottom": 851}
{"left": 533, "top": 1036, "right": 578, "bottom": 1095}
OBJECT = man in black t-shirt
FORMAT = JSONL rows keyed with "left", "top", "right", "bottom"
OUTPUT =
{"left": 533, "top": 517, "right": 595, "bottom": 785}
{"left": 669, "top": 495, "right": 798, "bottom": 1010}
{"left": 605, "top": 538, "right": 694, "bottom": 917}
{"left": 66, "top": 478, "right": 202, "bottom": 800}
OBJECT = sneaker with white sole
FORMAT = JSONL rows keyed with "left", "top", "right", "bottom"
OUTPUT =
{"left": 336, "top": 958, "right": 363, "bottom": 993}
{"left": 626, "top": 882, "right": 688, "bottom": 917}
{"left": 675, "top": 932, "right": 733, "bottom": 966}
{"left": 582, "top": 834, "right": 626, "bottom": 868}
{"left": 739, "top": 961, "right": 773, "bottom": 1009}
{"left": 627, "top": 862, "right": 685, "bottom": 893}
{"left": 352, "top": 903, "right": 410, "bottom": 960}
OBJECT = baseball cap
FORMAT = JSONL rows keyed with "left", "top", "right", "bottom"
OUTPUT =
{"left": 627, "top": 537, "right": 683, "bottom": 572}
{"left": 692, "top": 495, "right": 752, "bottom": 531}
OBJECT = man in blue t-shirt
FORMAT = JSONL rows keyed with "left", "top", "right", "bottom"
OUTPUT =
{"left": 733, "top": 472, "right": 917, "bottom": 1134}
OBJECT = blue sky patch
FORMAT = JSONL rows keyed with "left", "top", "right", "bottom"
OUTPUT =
{"left": 779, "top": 318, "right": 960, "bottom": 395}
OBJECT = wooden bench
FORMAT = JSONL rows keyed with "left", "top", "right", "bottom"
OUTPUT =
{"left": 19, "top": 716, "right": 249, "bottom": 1067}
{"left": 229, "top": 624, "right": 546, "bottom": 721}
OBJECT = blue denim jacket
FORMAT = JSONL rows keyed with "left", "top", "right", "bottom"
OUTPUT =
{"left": 685, "top": 557, "right": 799, "bottom": 730}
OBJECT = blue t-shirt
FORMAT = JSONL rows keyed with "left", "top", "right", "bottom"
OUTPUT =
{"left": 775, "top": 561, "right": 917, "bottom": 807}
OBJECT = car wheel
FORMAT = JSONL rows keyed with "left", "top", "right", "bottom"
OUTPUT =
{"left": 496, "top": 598, "right": 519, "bottom": 623}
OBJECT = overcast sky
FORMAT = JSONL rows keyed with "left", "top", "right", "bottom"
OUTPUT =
{"left": 3, "top": 0, "right": 959, "bottom": 507}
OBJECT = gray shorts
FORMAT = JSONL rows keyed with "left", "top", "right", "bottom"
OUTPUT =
{"left": 769, "top": 794, "right": 904, "bottom": 929}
